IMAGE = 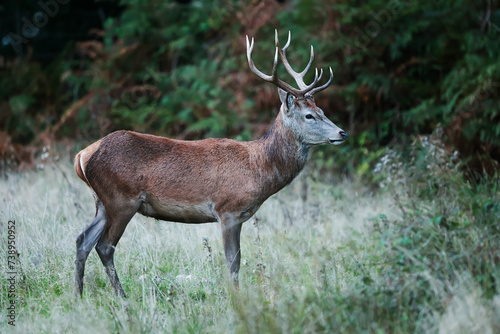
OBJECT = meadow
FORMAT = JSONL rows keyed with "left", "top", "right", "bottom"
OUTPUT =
{"left": 1, "top": 138, "right": 499, "bottom": 333}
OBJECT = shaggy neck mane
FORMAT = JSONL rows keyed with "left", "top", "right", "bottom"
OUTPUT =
{"left": 252, "top": 110, "right": 309, "bottom": 194}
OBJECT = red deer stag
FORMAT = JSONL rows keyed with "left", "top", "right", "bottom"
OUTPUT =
{"left": 74, "top": 30, "right": 347, "bottom": 297}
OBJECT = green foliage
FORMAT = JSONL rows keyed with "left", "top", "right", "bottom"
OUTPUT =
{"left": 98, "top": 0, "right": 248, "bottom": 139}
{"left": 1, "top": 0, "right": 499, "bottom": 172}
{"left": 101, "top": 0, "right": 500, "bottom": 171}
{"left": 292, "top": 0, "right": 500, "bottom": 173}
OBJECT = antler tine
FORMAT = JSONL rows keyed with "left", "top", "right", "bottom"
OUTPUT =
{"left": 246, "top": 34, "right": 301, "bottom": 96}
{"left": 275, "top": 30, "right": 318, "bottom": 94}
{"left": 315, "top": 68, "right": 324, "bottom": 83}
{"left": 310, "top": 68, "right": 320, "bottom": 87}
{"left": 308, "top": 67, "right": 334, "bottom": 96}
{"left": 246, "top": 35, "right": 270, "bottom": 81}
{"left": 275, "top": 30, "right": 291, "bottom": 52}
{"left": 299, "top": 45, "right": 314, "bottom": 77}
{"left": 301, "top": 68, "right": 323, "bottom": 96}
{"left": 272, "top": 47, "right": 279, "bottom": 80}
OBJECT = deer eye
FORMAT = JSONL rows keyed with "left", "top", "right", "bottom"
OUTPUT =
{"left": 305, "top": 114, "right": 315, "bottom": 120}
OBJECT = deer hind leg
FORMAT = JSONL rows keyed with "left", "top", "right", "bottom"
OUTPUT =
{"left": 95, "top": 202, "right": 140, "bottom": 297}
{"left": 75, "top": 200, "right": 106, "bottom": 297}
{"left": 220, "top": 213, "right": 243, "bottom": 288}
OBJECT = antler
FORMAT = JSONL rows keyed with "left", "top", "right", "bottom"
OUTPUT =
{"left": 246, "top": 35, "right": 304, "bottom": 97}
{"left": 246, "top": 30, "right": 333, "bottom": 98}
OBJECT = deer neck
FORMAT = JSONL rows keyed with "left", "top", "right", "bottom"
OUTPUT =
{"left": 253, "top": 110, "right": 309, "bottom": 194}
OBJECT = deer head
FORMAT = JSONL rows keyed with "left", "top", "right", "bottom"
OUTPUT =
{"left": 246, "top": 30, "right": 347, "bottom": 146}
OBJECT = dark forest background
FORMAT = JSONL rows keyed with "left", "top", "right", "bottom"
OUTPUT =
{"left": 1, "top": 0, "right": 499, "bottom": 177}
{"left": 2, "top": 2, "right": 500, "bottom": 331}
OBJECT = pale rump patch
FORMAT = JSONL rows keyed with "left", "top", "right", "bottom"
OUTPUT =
{"left": 80, "top": 152, "right": 88, "bottom": 183}
{"left": 79, "top": 140, "right": 101, "bottom": 184}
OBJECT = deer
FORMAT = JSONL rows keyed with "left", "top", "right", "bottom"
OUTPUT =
{"left": 74, "top": 30, "right": 347, "bottom": 297}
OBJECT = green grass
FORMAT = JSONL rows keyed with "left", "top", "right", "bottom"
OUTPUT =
{"left": 1, "top": 144, "right": 499, "bottom": 333}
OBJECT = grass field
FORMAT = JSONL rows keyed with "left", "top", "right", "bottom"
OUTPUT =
{"left": 1, "top": 145, "right": 499, "bottom": 333}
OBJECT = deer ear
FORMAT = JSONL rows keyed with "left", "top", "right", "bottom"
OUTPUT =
{"left": 285, "top": 92, "right": 295, "bottom": 113}
{"left": 279, "top": 90, "right": 295, "bottom": 114}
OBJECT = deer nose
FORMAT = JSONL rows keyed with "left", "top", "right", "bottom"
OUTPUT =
{"left": 339, "top": 131, "right": 348, "bottom": 140}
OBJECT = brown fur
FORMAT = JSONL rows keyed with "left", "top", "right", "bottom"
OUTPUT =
{"left": 79, "top": 114, "right": 306, "bottom": 224}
